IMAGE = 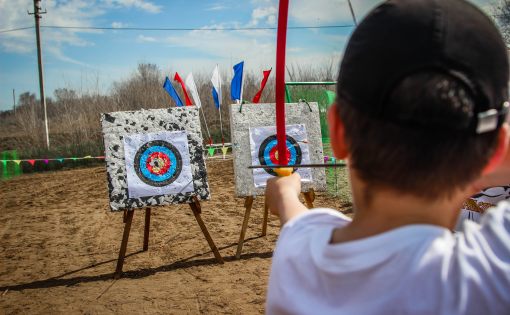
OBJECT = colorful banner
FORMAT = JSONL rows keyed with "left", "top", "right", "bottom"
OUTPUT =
{"left": 211, "top": 65, "right": 222, "bottom": 109}
{"left": 174, "top": 72, "right": 193, "bottom": 106}
{"left": 163, "top": 76, "right": 184, "bottom": 107}
{"left": 231, "top": 61, "right": 244, "bottom": 101}
{"left": 185, "top": 72, "right": 202, "bottom": 108}
{"left": 252, "top": 68, "right": 272, "bottom": 103}
{"left": 0, "top": 156, "right": 105, "bottom": 166}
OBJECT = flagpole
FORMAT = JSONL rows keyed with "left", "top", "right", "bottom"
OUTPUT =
{"left": 240, "top": 64, "right": 244, "bottom": 104}
{"left": 218, "top": 105, "right": 225, "bottom": 145}
{"left": 217, "top": 63, "right": 225, "bottom": 145}
{"left": 200, "top": 107, "right": 213, "bottom": 145}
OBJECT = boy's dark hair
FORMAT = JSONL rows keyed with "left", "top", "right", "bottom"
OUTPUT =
{"left": 336, "top": 0, "right": 509, "bottom": 198}
{"left": 337, "top": 71, "right": 499, "bottom": 198}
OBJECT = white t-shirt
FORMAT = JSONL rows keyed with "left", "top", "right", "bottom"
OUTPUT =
{"left": 455, "top": 185, "right": 510, "bottom": 231}
{"left": 266, "top": 203, "right": 510, "bottom": 315}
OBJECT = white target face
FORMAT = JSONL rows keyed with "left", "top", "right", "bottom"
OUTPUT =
{"left": 124, "top": 131, "right": 194, "bottom": 198}
{"left": 249, "top": 124, "right": 312, "bottom": 187}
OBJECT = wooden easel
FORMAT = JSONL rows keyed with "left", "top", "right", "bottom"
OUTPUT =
{"left": 114, "top": 197, "right": 224, "bottom": 279}
{"left": 235, "top": 189, "right": 315, "bottom": 259}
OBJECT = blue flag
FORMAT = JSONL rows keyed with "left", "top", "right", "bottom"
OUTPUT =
{"left": 163, "top": 76, "right": 183, "bottom": 106}
{"left": 231, "top": 61, "right": 244, "bottom": 101}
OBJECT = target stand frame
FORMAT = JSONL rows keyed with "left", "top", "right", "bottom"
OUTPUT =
{"left": 114, "top": 197, "right": 224, "bottom": 279}
{"left": 101, "top": 108, "right": 224, "bottom": 278}
{"left": 229, "top": 103, "right": 326, "bottom": 259}
{"left": 235, "top": 190, "right": 315, "bottom": 259}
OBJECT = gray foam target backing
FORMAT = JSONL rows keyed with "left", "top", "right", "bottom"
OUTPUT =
{"left": 101, "top": 107, "right": 209, "bottom": 211}
{"left": 229, "top": 102, "right": 326, "bottom": 197}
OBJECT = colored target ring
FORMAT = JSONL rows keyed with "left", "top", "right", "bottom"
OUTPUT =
{"left": 134, "top": 140, "right": 182, "bottom": 187}
{"left": 258, "top": 135, "right": 302, "bottom": 176}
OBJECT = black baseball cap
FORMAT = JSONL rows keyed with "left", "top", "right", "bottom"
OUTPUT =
{"left": 337, "top": 0, "right": 509, "bottom": 134}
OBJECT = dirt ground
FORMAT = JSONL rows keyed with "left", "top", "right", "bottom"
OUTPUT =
{"left": 0, "top": 158, "right": 350, "bottom": 314}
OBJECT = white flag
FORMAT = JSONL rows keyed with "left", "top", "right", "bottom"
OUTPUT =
{"left": 211, "top": 65, "right": 222, "bottom": 109}
{"left": 185, "top": 72, "right": 201, "bottom": 108}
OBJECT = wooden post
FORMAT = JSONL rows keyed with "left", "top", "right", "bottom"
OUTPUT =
{"left": 143, "top": 208, "right": 151, "bottom": 251}
{"left": 236, "top": 196, "right": 254, "bottom": 259}
{"left": 114, "top": 210, "right": 134, "bottom": 279}
{"left": 123, "top": 209, "right": 127, "bottom": 223}
{"left": 303, "top": 188, "right": 315, "bottom": 208}
{"left": 189, "top": 199, "right": 224, "bottom": 264}
{"left": 261, "top": 200, "right": 269, "bottom": 236}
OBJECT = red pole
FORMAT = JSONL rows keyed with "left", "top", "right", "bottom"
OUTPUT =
{"left": 275, "top": 0, "right": 289, "bottom": 165}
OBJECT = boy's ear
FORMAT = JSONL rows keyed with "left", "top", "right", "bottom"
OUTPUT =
{"left": 327, "top": 103, "right": 349, "bottom": 159}
{"left": 481, "top": 123, "right": 509, "bottom": 175}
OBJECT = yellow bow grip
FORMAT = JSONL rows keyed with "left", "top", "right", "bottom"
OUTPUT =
{"left": 273, "top": 167, "right": 293, "bottom": 177}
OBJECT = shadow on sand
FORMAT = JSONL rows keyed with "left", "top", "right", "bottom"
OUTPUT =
{"left": 0, "top": 236, "right": 272, "bottom": 292}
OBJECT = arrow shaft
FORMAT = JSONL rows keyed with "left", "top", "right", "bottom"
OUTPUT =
{"left": 248, "top": 163, "right": 346, "bottom": 169}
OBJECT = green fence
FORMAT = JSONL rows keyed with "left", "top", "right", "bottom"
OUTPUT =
{"left": 1, "top": 150, "right": 22, "bottom": 181}
{"left": 285, "top": 82, "right": 351, "bottom": 206}
{"left": 285, "top": 81, "right": 336, "bottom": 143}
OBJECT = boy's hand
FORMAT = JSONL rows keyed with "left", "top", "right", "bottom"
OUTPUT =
{"left": 265, "top": 172, "right": 308, "bottom": 225}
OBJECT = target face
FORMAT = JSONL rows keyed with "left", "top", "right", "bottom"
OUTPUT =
{"left": 134, "top": 140, "right": 183, "bottom": 187}
{"left": 123, "top": 130, "right": 194, "bottom": 199}
{"left": 258, "top": 135, "right": 302, "bottom": 176}
{"left": 249, "top": 124, "right": 312, "bottom": 188}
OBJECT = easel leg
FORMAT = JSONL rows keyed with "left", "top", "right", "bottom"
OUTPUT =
{"left": 189, "top": 200, "right": 224, "bottom": 264}
{"left": 115, "top": 210, "right": 134, "bottom": 279}
{"left": 123, "top": 209, "right": 127, "bottom": 223}
{"left": 236, "top": 196, "right": 254, "bottom": 259}
{"left": 303, "top": 189, "right": 315, "bottom": 208}
{"left": 143, "top": 208, "right": 151, "bottom": 251}
{"left": 261, "top": 200, "right": 269, "bottom": 237}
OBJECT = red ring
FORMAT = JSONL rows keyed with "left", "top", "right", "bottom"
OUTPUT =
{"left": 268, "top": 145, "right": 290, "bottom": 164}
{"left": 146, "top": 152, "right": 171, "bottom": 175}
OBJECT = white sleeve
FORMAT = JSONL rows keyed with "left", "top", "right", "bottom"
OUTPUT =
{"left": 277, "top": 208, "right": 350, "bottom": 249}
{"left": 449, "top": 201, "right": 510, "bottom": 314}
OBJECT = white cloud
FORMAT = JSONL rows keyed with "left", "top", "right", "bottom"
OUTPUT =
{"left": 249, "top": 5, "right": 277, "bottom": 26}
{"left": 206, "top": 4, "right": 228, "bottom": 11}
{"left": 290, "top": 0, "right": 352, "bottom": 25}
{"left": 137, "top": 34, "right": 156, "bottom": 42}
{"left": 0, "top": 0, "right": 162, "bottom": 64}
{"left": 103, "top": 0, "right": 162, "bottom": 13}
{"left": 111, "top": 21, "right": 127, "bottom": 28}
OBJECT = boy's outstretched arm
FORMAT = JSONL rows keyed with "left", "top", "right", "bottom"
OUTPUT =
{"left": 265, "top": 172, "right": 309, "bottom": 226}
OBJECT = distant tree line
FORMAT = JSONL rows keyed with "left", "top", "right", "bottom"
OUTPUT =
{"left": 0, "top": 62, "right": 336, "bottom": 159}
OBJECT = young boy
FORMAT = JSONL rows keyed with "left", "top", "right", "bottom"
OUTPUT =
{"left": 265, "top": 0, "right": 510, "bottom": 314}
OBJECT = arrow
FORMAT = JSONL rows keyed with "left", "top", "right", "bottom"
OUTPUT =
{"left": 248, "top": 163, "right": 346, "bottom": 169}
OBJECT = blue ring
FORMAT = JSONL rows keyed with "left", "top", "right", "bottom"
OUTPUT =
{"left": 139, "top": 146, "right": 177, "bottom": 182}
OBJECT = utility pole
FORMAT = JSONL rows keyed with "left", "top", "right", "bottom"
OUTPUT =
{"left": 29, "top": 0, "right": 50, "bottom": 149}
{"left": 12, "top": 89, "right": 16, "bottom": 113}
{"left": 347, "top": 0, "right": 358, "bottom": 26}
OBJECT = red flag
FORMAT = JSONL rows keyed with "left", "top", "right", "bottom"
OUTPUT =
{"left": 252, "top": 68, "right": 272, "bottom": 103}
{"left": 173, "top": 72, "right": 193, "bottom": 106}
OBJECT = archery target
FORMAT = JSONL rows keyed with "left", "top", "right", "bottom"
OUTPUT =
{"left": 124, "top": 131, "right": 194, "bottom": 198}
{"left": 134, "top": 140, "right": 182, "bottom": 187}
{"left": 258, "top": 135, "right": 302, "bottom": 176}
{"left": 249, "top": 124, "right": 312, "bottom": 188}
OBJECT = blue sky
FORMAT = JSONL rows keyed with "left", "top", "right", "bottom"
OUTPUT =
{"left": 0, "top": 0, "right": 496, "bottom": 111}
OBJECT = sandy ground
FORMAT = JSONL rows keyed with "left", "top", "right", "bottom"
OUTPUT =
{"left": 0, "top": 158, "right": 350, "bottom": 314}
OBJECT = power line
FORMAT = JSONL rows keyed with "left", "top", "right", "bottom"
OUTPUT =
{"left": 0, "top": 24, "right": 355, "bottom": 34}
{"left": 0, "top": 26, "right": 34, "bottom": 34}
